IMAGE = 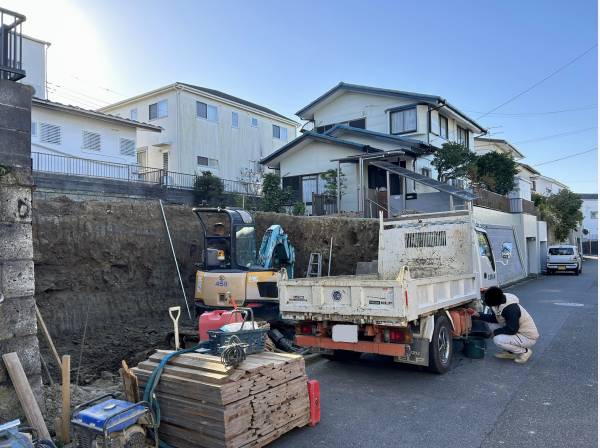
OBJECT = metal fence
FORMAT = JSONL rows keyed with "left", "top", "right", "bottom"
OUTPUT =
{"left": 0, "top": 7, "right": 26, "bottom": 81}
{"left": 312, "top": 193, "right": 338, "bottom": 216}
{"left": 31, "top": 152, "right": 261, "bottom": 196}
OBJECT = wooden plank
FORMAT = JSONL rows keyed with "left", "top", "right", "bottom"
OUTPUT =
{"left": 2, "top": 352, "right": 51, "bottom": 441}
{"left": 35, "top": 305, "right": 62, "bottom": 372}
{"left": 152, "top": 351, "right": 232, "bottom": 374}
{"left": 120, "top": 360, "right": 139, "bottom": 402}
{"left": 61, "top": 355, "right": 71, "bottom": 444}
{"left": 137, "top": 360, "right": 231, "bottom": 384}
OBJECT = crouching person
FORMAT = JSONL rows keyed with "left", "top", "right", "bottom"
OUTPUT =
{"left": 474, "top": 286, "right": 540, "bottom": 363}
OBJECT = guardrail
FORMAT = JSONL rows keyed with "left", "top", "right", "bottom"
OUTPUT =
{"left": 0, "top": 7, "right": 26, "bottom": 81}
{"left": 31, "top": 152, "right": 261, "bottom": 196}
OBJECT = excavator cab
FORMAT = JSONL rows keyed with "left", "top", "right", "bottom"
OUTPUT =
{"left": 193, "top": 207, "right": 294, "bottom": 318}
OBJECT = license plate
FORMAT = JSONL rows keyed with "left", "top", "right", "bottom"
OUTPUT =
{"left": 558, "top": 266, "right": 566, "bottom": 270}
{"left": 332, "top": 325, "right": 358, "bottom": 343}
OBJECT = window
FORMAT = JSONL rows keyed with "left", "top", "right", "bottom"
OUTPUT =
{"left": 476, "top": 231, "right": 495, "bottom": 270}
{"left": 196, "top": 101, "right": 218, "bottom": 121}
{"left": 119, "top": 138, "right": 135, "bottom": 156}
{"left": 137, "top": 149, "right": 147, "bottom": 166}
{"left": 532, "top": 180, "right": 536, "bottom": 191}
{"left": 273, "top": 125, "right": 288, "bottom": 140}
{"left": 316, "top": 118, "right": 366, "bottom": 134}
{"left": 457, "top": 125, "right": 469, "bottom": 147}
{"left": 82, "top": 131, "right": 101, "bottom": 151}
{"left": 439, "top": 115, "right": 448, "bottom": 139}
{"left": 31, "top": 122, "right": 36, "bottom": 137}
{"left": 232, "top": 112, "right": 239, "bottom": 128}
{"left": 197, "top": 156, "right": 219, "bottom": 169}
{"left": 591, "top": 211, "right": 598, "bottom": 219}
{"left": 40, "top": 123, "right": 61, "bottom": 144}
{"left": 251, "top": 117, "right": 258, "bottom": 127}
{"left": 390, "top": 107, "right": 417, "bottom": 134}
{"left": 149, "top": 100, "right": 168, "bottom": 120}
{"left": 130, "top": 109, "right": 138, "bottom": 121}
{"left": 162, "top": 152, "right": 169, "bottom": 171}
{"left": 421, "top": 168, "right": 431, "bottom": 178}
{"left": 549, "top": 247, "right": 574, "bottom": 255}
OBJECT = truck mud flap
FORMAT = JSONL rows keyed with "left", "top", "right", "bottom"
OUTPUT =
{"left": 394, "top": 337, "right": 429, "bottom": 367}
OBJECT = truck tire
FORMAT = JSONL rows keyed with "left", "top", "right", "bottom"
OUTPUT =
{"left": 428, "top": 315, "right": 453, "bottom": 374}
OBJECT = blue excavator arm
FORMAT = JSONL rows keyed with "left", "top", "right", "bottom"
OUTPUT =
{"left": 257, "top": 225, "right": 295, "bottom": 278}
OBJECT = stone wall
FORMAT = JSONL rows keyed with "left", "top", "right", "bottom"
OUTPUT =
{"left": 0, "top": 81, "right": 42, "bottom": 420}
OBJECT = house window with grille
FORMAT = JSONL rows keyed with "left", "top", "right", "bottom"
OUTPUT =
{"left": 119, "top": 138, "right": 135, "bottom": 156}
{"left": 40, "top": 123, "right": 61, "bottom": 145}
{"left": 82, "top": 131, "right": 101, "bottom": 151}
{"left": 405, "top": 231, "right": 447, "bottom": 248}
{"left": 421, "top": 167, "right": 431, "bottom": 178}
{"left": 162, "top": 152, "right": 169, "bottom": 171}
{"left": 197, "top": 156, "right": 219, "bottom": 169}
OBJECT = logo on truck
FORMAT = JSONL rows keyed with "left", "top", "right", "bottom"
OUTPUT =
{"left": 331, "top": 290, "right": 343, "bottom": 302}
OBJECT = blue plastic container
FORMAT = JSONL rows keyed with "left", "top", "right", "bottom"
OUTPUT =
{"left": 72, "top": 399, "right": 144, "bottom": 433}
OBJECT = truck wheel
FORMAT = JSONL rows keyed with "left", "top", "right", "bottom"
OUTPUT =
{"left": 428, "top": 315, "right": 453, "bottom": 374}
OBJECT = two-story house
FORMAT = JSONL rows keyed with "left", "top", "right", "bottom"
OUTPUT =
{"left": 100, "top": 83, "right": 298, "bottom": 183}
{"left": 261, "top": 82, "right": 486, "bottom": 215}
{"left": 530, "top": 174, "right": 567, "bottom": 197}
{"left": 578, "top": 193, "right": 597, "bottom": 254}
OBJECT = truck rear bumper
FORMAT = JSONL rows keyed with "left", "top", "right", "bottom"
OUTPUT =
{"left": 296, "top": 335, "right": 406, "bottom": 357}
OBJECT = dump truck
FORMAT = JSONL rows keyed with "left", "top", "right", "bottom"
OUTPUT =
{"left": 278, "top": 209, "right": 498, "bottom": 373}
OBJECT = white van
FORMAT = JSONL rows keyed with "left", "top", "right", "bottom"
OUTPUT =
{"left": 546, "top": 245, "right": 582, "bottom": 275}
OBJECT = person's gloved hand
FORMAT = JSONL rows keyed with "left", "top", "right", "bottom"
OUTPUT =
{"left": 466, "top": 308, "right": 479, "bottom": 318}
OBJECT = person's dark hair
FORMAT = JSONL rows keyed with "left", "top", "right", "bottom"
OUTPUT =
{"left": 483, "top": 286, "right": 506, "bottom": 307}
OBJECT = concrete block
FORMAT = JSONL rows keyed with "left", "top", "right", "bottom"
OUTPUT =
{"left": 0, "top": 128, "right": 30, "bottom": 157}
{"left": 0, "top": 261, "right": 35, "bottom": 299}
{"left": 0, "top": 373, "right": 44, "bottom": 421}
{"left": 0, "top": 335, "right": 42, "bottom": 383}
{"left": 0, "top": 80, "right": 33, "bottom": 109}
{"left": 0, "top": 186, "right": 32, "bottom": 223}
{"left": 0, "top": 296, "right": 37, "bottom": 341}
{"left": 0, "top": 166, "right": 33, "bottom": 188}
{"left": 0, "top": 223, "right": 33, "bottom": 260}
{"left": 0, "top": 103, "right": 30, "bottom": 132}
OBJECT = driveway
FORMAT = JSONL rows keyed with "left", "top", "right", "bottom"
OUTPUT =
{"left": 273, "top": 261, "right": 598, "bottom": 448}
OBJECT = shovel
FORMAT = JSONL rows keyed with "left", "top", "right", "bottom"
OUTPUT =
{"left": 169, "top": 306, "right": 181, "bottom": 350}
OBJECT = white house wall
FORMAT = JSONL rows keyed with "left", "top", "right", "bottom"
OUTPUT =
{"left": 106, "top": 87, "right": 296, "bottom": 181}
{"left": 312, "top": 92, "right": 476, "bottom": 149}
{"left": 581, "top": 198, "right": 598, "bottom": 240}
{"left": 278, "top": 142, "right": 360, "bottom": 211}
{"left": 19, "top": 36, "right": 48, "bottom": 100}
{"left": 31, "top": 106, "right": 137, "bottom": 165}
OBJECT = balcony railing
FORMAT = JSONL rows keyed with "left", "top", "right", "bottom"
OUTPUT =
{"left": 0, "top": 7, "right": 26, "bottom": 81}
{"left": 473, "top": 187, "right": 511, "bottom": 213}
{"left": 32, "top": 152, "right": 261, "bottom": 197}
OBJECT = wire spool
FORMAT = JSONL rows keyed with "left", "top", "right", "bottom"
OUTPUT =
{"left": 220, "top": 336, "right": 248, "bottom": 367}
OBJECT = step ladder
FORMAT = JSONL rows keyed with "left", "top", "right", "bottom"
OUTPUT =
{"left": 306, "top": 253, "right": 323, "bottom": 278}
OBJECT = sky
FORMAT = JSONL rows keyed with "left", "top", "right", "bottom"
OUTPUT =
{"left": 6, "top": 0, "right": 598, "bottom": 192}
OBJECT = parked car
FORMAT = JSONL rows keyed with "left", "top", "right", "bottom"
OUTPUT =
{"left": 546, "top": 245, "right": 582, "bottom": 275}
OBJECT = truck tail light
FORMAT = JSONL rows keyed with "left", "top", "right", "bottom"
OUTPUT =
{"left": 300, "top": 323, "right": 314, "bottom": 335}
{"left": 388, "top": 328, "right": 411, "bottom": 344}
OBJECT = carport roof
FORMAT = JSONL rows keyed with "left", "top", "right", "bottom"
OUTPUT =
{"left": 370, "top": 160, "right": 478, "bottom": 201}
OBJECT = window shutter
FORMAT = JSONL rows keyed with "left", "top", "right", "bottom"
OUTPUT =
{"left": 82, "top": 131, "right": 101, "bottom": 151}
{"left": 40, "top": 123, "right": 61, "bottom": 144}
{"left": 119, "top": 138, "right": 135, "bottom": 156}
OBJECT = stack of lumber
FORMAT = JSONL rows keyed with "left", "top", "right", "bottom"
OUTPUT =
{"left": 131, "top": 350, "right": 310, "bottom": 448}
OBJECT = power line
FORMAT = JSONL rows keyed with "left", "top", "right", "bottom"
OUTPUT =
{"left": 46, "top": 82, "right": 111, "bottom": 108}
{"left": 532, "top": 147, "right": 597, "bottom": 167}
{"left": 513, "top": 126, "right": 597, "bottom": 144}
{"left": 477, "top": 44, "right": 597, "bottom": 120}
{"left": 464, "top": 105, "right": 597, "bottom": 117}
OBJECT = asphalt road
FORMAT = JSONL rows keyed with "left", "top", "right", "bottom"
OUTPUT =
{"left": 273, "top": 260, "right": 598, "bottom": 448}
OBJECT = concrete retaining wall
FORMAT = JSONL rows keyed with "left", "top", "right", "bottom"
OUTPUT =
{"left": 0, "top": 81, "right": 43, "bottom": 420}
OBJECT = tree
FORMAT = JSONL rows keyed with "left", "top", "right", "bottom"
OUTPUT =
{"left": 320, "top": 168, "right": 347, "bottom": 198}
{"left": 472, "top": 152, "right": 518, "bottom": 195}
{"left": 261, "top": 172, "right": 291, "bottom": 213}
{"left": 547, "top": 189, "right": 583, "bottom": 242}
{"left": 431, "top": 142, "right": 475, "bottom": 182}
{"left": 193, "top": 171, "right": 224, "bottom": 206}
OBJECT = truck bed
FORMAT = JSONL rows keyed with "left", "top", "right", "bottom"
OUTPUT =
{"left": 279, "top": 272, "right": 479, "bottom": 325}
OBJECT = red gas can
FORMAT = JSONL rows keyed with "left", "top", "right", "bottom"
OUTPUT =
{"left": 198, "top": 310, "right": 243, "bottom": 341}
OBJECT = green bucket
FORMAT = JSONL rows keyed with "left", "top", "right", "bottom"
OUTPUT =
{"left": 463, "top": 336, "right": 486, "bottom": 359}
